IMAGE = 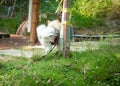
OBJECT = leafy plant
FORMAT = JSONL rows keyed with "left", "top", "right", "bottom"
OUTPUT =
{"left": 71, "top": 0, "right": 114, "bottom": 28}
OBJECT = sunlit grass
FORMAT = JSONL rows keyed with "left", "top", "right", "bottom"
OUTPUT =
{"left": 0, "top": 44, "right": 120, "bottom": 86}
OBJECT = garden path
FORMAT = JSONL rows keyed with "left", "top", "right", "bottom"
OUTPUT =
{"left": 0, "top": 34, "right": 119, "bottom": 58}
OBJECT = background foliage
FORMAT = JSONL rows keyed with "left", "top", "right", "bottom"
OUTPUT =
{"left": 71, "top": 0, "right": 120, "bottom": 28}
{"left": 0, "top": 0, "right": 120, "bottom": 33}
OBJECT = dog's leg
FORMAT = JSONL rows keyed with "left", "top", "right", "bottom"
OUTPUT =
{"left": 44, "top": 44, "right": 52, "bottom": 55}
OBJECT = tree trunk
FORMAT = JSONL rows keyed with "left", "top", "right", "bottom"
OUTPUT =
{"left": 30, "top": 0, "right": 40, "bottom": 44}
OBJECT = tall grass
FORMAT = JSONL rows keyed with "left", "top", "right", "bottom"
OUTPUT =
{"left": 0, "top": 44, "right": 120, "bottom": 86}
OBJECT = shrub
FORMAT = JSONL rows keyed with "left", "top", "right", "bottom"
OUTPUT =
{"left": 71, "top": 0, "right": 113, "bottom": 28}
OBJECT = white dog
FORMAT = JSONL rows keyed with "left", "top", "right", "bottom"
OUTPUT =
{"left": 36, "top": 20, "right": 63, "bottom": 55}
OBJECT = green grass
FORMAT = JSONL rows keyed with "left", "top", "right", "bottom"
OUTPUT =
{"left": 0, "top": 44, "right": 120, "bottom": 86}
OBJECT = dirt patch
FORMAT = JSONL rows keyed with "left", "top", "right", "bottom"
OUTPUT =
{"left": 0, "top": 34, "right": 30, "bottom": 50}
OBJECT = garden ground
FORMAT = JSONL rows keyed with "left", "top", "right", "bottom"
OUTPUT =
{"left": 0, "top": 41, "right": 120, "bottom": 86}
{"left": 0, "top": 32, "right": 120, "bottom": 86}
{"left": 0, "top": 33, "right": 120, "bottom": 57}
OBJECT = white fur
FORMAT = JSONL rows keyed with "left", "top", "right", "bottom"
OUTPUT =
{"left": 36, "top": 20, "right": 63, "bottom": 55}
{"left": 36, "top": 24, "right": 46, "bottom": 43}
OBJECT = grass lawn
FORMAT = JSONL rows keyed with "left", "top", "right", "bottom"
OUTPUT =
{"left": 0, "top": 44, "right": 120, "bottom": 86}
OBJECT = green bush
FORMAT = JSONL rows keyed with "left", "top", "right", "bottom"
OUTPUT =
{"left": 71, "top": 0, "right": 113, "bottom": 28}
{"left": 39, "top": 0, "right": 59, "bottom": 24}
{"left": 0, "top": 1, "right": 28, "bottom": 33}
{"left": 0, "top": 18, "right": 16, "bottom": 33}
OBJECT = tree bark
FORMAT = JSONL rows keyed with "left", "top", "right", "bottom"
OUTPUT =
{"left": 30, "top": 0, "right": 40, "bottom": 44}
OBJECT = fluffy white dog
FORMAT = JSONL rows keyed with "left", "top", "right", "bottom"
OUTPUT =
{"left": 36, "top": 20, "right": 62, "bottom": 55}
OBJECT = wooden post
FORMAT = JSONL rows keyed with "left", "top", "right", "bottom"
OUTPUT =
{"left": 30, "top": 0, "right": 40, "bottom": 44}
{"left": 62, "top": 0, "right": 71, "bottom": 57}
{"left": 28, "top": 0, "right": 32, "bottom": 33}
